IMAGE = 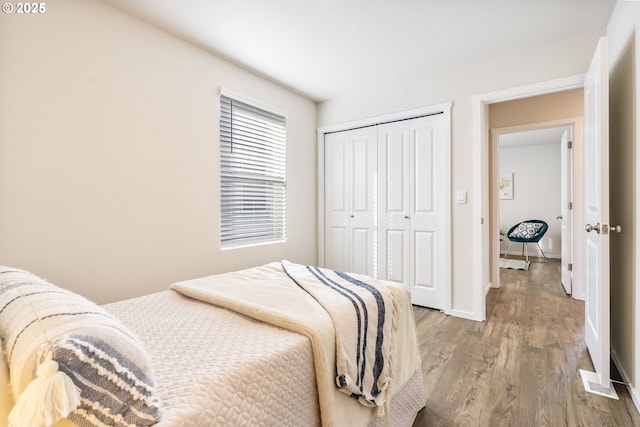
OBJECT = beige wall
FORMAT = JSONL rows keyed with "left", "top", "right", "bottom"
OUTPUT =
{"left": 607, "top": 0, "right": 640, "bottom": 410}
{"left": 318, "top": 29, "right": 605, "bottom": 316}
{"left": 489, "top": 89, "right": 584, "bottom": 128}
{"left": 0, "top": 0, "right": 317, "bottom": 303}
{"left": 498, "top": 142, "right": 562, "bottom": 257}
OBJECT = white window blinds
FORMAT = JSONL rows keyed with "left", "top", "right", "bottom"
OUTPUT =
{"left": 220, "top": 94, "right": 287, "bottom": 248}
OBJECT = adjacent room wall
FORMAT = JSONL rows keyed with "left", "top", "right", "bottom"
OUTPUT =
{"left": 0, "top": 0, "right": 317, "bottom": 303}
{"left": 499, "top": 141, "right": 562, "bottom": 258}
{"left": 318, "top": 30, "right": 605, "bottom": 317}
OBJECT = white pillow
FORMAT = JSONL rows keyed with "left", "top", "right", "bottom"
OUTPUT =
{"left": 509, "top": 222, "right": 542, "bottom": 239}
{"left": 0, "top": 267, "right": 161, "bottom": 427}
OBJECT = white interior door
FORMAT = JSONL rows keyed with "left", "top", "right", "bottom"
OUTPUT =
{"left": 377, "top": 121, "right": 410, "bottom": 285}
{"left": 377, "top": 115, "right": 446, "bottom": 309}
{"left": 409, "top": 116, "right": 446, "bottom": 309}
{"left": 349, "top": 129, "right": 378, "bottom": 276}
{"left": 324, "top": 126, "right": 377, "bottom": 276}
{"left": 560, "top": 128, "right": 573, "bottom": 294}
{"left": 583, "top": 37, "right": 612, "bottom": 392}
{"left": 324, "top": 132, "right": 351, "bottom": 272}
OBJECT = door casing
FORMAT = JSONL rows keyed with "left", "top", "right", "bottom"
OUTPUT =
{"left": 472, "top": 75, "right": 586, "bottom": 321}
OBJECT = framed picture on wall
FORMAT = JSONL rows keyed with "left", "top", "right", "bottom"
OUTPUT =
{"left": 499, "top": 172, "right": 514, "bottom": 199}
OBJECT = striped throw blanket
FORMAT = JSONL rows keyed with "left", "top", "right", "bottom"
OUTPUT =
{"left": 281, "top": 261, "right": 394, "bottom": 410}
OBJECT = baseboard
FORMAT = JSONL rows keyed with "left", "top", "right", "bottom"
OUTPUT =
{"left": 611, "top": 349, "right": 640, "bottom": 414}
{"left": 630, "top": 383, "right": 640, "bottom": 419}
{"left": 446, "top": 308, "right": 483, "bottom": 322}
{"left": 499, "top": 250, "right": 561, "bottom": 259}
{"left": 485, "top": 283, "right": 493, "bottom": 296}
{"left": 611, "top": 348, "right": 630, "bottom": 383}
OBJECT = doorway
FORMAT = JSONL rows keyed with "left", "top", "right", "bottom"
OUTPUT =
{"left": 471, "top": 77, "right": 586, "bottom": 321}
{"left": 491, "top": 125, "right": 573, "bottom": 294}
{"left": 487, "top": 110, "right": 585, "bottom": 304}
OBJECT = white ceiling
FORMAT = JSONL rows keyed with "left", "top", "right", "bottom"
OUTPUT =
{"left": 98, "top": 0, "right": 616, "bottom": 102}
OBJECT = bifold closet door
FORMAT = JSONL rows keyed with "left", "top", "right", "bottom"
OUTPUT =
{"left": 378, "top": 115, "right": 446, "bottom": 309}
{"left": 377, "top": 121, "right": 410, "bottom": 286}
{"left": 324, "top": 126, "right": 377, "bottom": 276}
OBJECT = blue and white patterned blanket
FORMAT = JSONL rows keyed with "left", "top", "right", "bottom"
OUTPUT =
{"left": 281, "top": 261, "right": 394, "bottom": 410}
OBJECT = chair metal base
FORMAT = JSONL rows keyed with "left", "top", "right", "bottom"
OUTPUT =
{"left": 504, "top": 241, "right": 547, "bottom": 262}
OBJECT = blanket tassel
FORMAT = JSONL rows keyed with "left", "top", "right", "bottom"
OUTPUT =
{"left": 8, "top": 358, "right": 81, "bottom": 427}
{"left": 377, "top": 398, "right": 392, "bottom": 427}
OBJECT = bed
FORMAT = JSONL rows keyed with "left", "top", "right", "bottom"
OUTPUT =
{"left": 0, "top": 262, "right": 425, "bottom": 427}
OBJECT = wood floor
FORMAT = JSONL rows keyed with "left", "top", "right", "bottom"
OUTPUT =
{"left": 411, "top": 258, "right": 640, "bottom": 427}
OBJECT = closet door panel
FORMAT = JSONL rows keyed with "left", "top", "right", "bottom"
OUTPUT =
{"left": 324, "top": 126, "right": 377, "bottom": 276}
{"left": 326, "top": 226, "right": 349, "bottom": 272}
{"left": 352, "top": 227, "right": 372, "bottom": 275}
{"left": 349, "top": 129, "right": 377, "bottom": 276}
{"left": 325, "top": 135, "right": 350, "bottom": 221}
{"left": 413, "top": 125, "right": 435, "bottom": 214}
{"left": 383, "top": 129, "right": 407, "bottom": 213}
{"left": 377, "top": 122, "right": 410, "bottom": 287}
{"left": 410, "top": 115, "right": 445, "bottom": 309}
{"left": 324, "top": 133, "right": 351, "bottom": 271}
{"left": 385, "top": 229, "right": 406, "bottom": 283}
{"left": 352, "top": 137, "right": 372, "bottom": 213}
{"left": 414, "top": 230, "right": 435, "bottom": 290}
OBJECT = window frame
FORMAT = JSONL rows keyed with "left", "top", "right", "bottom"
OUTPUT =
{"left": 219, "top": 90, "right": 287, "bottom": 249}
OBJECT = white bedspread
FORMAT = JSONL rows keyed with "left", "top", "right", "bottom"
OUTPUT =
{"left": 0, "top": 264, "right": 424, "bottom": 427}
{"left": 104, "top": 290, "right": 320, "bottom": 427}
{"left": 170, "top": 261, "right": 422, "bottom": 427}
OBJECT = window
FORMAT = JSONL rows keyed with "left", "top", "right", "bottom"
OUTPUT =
{"left": 219, "top": 94, "right": 286, "bottom": 248}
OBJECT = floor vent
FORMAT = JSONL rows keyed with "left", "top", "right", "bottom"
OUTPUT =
{"left": 580, "top": 369, "right": 619, "bottom": 400}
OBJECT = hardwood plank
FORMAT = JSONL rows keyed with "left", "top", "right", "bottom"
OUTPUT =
{"left": 412, "top": 258, "right": 640, "bottom": 427}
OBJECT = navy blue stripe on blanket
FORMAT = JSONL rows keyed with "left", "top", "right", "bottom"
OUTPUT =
{"left": 335, "top": 271, "right": 386, "bottom": 398}
{"left": 307, "top": 266, "right": 386, "bottom": 399}
{"left": 306, "top": 266, "right": 367, "bottom": 391}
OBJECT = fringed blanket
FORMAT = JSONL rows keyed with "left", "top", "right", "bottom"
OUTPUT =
{"left": 281, "top": 261, "right": 393, "bottom": 409}
{"left": 170, "top": 261, "right": 421, "bottom": 427}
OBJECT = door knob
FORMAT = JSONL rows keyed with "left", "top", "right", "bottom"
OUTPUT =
{"left": 585, "top": 223, "right": 622, "bottom": 234}
{"left": 585, "top": 223, "right": 601, "bottom": 233}
{"left": 602, "top": 224, "right": 622, "bottom": 234}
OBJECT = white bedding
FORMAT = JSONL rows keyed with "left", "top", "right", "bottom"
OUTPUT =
{"left": 105, "top": 290, "right": 321, "bottom": 426}
{"left": 170, "top": 261, "right": 423, "bottom": 427}
{"left": 0, "top": 264, "right": 425, "bottom": 427}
